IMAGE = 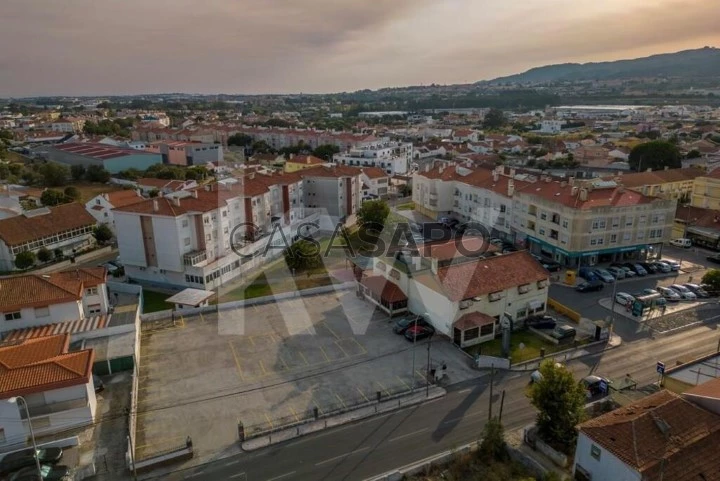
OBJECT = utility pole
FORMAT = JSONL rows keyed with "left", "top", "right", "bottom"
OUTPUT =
{"left": 425, "top": 337, "right": 432, "bottom": 397}
{"left": 410, "top": 317, "right": 418, "bottom": 393}
{"left": 610, "top": 274, "right": 618, "bottom": 328}
{"left": 498, "top": 390, "right": 506, "bottom": 423}
{"left": 488, "top": 364, "right": 495, "bottom": 421}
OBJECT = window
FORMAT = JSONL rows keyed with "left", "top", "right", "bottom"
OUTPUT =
{"left": 560, "top": 234, "right": 568, "bottom": 245}
{"left": 625, "top": 217, "right": 633, "bottom": 227}
{"left": 86, "top": 287, "right": 98, "bottom": 296}
{"left": 540, "top": 212, "right": 547, "bottom": 221}
{"left": 612, "top": 217, "right": 619, "bottom": 228}
{"left": 35, "top": 306, "right": 49, "bottom": 318}
{"left": 538, "top": 228, "right": 545, "bottom": 236}
{"left": 639, "top": 215, "right": 647, "bottom": 224}
{"left": 624, "top": 232, "right": 631, "bottom": 241}
{"left": 610, "top": 234, "right": 617, "bottom": 243}
{"left": 637, "top": 231, "right": 645, "bottom": 240}
{"left": 516, "top": 308, "right": 527, "bottom": 319}
{"left": 562, "top": 219, "right": 569, "bottom": 229}
{"left": 88, "top": 304, "right": 102, "bottom": 315}
{"left": 182, "top": 219, "right": 189, "bottom": 228}
{"left": 4, "top": 312, "right": 21, "bottom": 321}
{"left": 480, "top": 323, "right": 494, "bottom": 336}
{"left": 184, "top": 237, "right": 191, "bottom": 246}
{"left": 590, "top": 238, "right": 597, "bottom": 246}
{"left": 590, "top": 444, "right": 602, "bottom": 461}
{"left": 464, "top": 327, "right": 479, "bottom": 341}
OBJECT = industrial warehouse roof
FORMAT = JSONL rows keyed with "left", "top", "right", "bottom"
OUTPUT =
{"left": 52, "top": 142, "right": 156, "bottom": 160}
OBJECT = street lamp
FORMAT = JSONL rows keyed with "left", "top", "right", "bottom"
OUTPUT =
{"left": 7, "top": 396, "right": 42, "bottom": 479}
{"left": 410, "top": 312, "right": 429, "bottom": 394}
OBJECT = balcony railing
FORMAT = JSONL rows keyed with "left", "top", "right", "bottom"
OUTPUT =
{"left": 21, "top": 398, "right": 89, "bottom": 419}
{"left": 183, "top": 250, "right": 208, "bottom": 266}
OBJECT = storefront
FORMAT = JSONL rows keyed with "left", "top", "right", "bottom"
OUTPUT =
{"left": 526, "top": 236, "right": 658, "bottom": 267}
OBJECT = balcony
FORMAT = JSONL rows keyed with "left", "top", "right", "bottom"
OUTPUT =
{"left": 21, "top": 398, "right": 89, "bottom": 419}
{"left": 183, "top": 250, "right": 208, "bottom": 266}
{"left": 528, "top": 206, "right": 537, "bottom": 217}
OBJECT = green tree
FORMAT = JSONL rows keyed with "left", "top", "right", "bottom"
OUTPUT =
{"left": 185, "top": 166, "right": 207, "bottom": 181}
{"left": 39, "top": 162, "right": 69, "bottom": 187}
{"left": 701, "top": 269, "right": 720, "bottom": 294}
{"left": 227, "top": 133, "right": 253, "bottom": 147}
{"left": 37, "top": 247, "right": 52, "bottom": 263}
{"left": 528, "top": 360, "right": 587, "bottom": 452}
{"left": 148, "top": 188, "right": 160, "bottom": 198}
{"left": 53, "top": 248, "right": 64, "bottom": 260}
{"left": 628, "top": 140, "right": 682, "bottom": 171}
{"left": 284, "top": 239, "right": 322, "bottom": 271}
{"left": 41, "top": 189, "right": 67, "bottom": 206}
{"left": 686, "top": 149, "right": 702, "bottom": 159}
{"left": 479, "top": 417, "right": 507, "bottom": 461}
{"left": 14, "top": 251, "right": 36, "bottom": 270}
{"left": 251, "top": 140, "right": 274, "bottom": 154}
{"left": 357, "top": 199, "right": 390, "bottom": 227}
{"left": 93, "top": 224, "right": 113, "bottom": 244}
{"left": 313, "top": 144, "right": 341, "bottom": 161}
{"left": 0, "top": 164, "right": 9, "bottom": 180}
{"left": 70, "top": 164, "right": 86, "bottom": 181}
{"left": 85, "top": 165, "right": 111, "bottom": 183}
{"left": 483, "top": 108, "right": 507, "bottom": 130}
{"left": 63, "top": 186, "right": 80, "bottom": 202}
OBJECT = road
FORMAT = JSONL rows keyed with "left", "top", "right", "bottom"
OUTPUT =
{"left": 150, "top": 322, "right": 720, "bottom": 481}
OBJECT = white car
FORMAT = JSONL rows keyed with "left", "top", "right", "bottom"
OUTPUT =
{"left": 668, "top": 284, "right": 697, "bottom": 300}
{"left": 657, "top": 286, "right": 681, "bottom": 301}
{"left": 670, "top": 238, "right": 692, "bottom": 248}
{"left": 615, "top": 292, "right": 634, "bottom": 305}
{"left": 661, "top": 260, "right": 681, "bottom": 271}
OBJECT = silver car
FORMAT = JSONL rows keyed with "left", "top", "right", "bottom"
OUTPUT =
{"left": 669, "top": 284, "right": 697, "bottom": 300}
{"left": 607, "top": 266, "right": 626, "bottom": 279}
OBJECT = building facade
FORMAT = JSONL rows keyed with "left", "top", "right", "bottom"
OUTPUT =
{"left": 334, "top": 138, "right": 413, "bottom": 175}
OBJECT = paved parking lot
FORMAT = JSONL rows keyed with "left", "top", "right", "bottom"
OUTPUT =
{"left": 135, "top": 291, "right": 477, "bottom": 459}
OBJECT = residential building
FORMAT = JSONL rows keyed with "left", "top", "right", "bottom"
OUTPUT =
{"left": 45, "top": 142, "right": 163, "bottom": 173}
{"left": 672, "top": 205, "right": 720, "bottom": 249}
{"left": 301, "top": 166, "right": 362, "bottom": 220}
{"left": 334, "top": 138, "right": 413, "bottom": 175}
{"left": 0, "top": 267, "right": 109, "bottom": 334}
{"left": 134, "top": 178, "right": 198, "bottom": 196}
{"left": 145, "top": 141, "right": 223, "bottom": 166}
{"left": 360, "top": 167, "right": 390, "bottom": 200}
{"left": 50, "top": 118, "right": 86, "bottom": 133}
{"left": 662, "top": 351, "right": 720, "bottom": 393}
{"left": 284, "top": 155, "right": 326, "bottom": 173}
{"left": 0, "top": 203, "right": 97, "bottom": 271}
{"left": 611, "top": 167, "right": 703, "bottom": 201}
{"left": 356, "top": 244, "right": 548, "bottom": 347}
{"left": 85, "top": 190, "right": 145, "bottom": 233}
{"left": 691, "top": 169, "right": 720, "bottom": 210}
{"left": 539, "top": 120, "right": 564, "bottom": 134}
{"left": 451, "top": 129, "right": 481, "bottom": 143}
{"left": 0, "top": 334, "right": 97, "bottom": 448}
{"left": 573, "top": 390, "right": 720, "bottom": 481}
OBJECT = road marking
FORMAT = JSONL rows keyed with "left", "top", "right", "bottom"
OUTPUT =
{"left": 351, "top": 337, "right": 368, "bottom": 355}
{"left": 323, "top": 322, "right": 340, "bottom": 339}
{"left": 335, "top": 340, "right": 349, "bottom": 357}
{"left": 187, "top": 471, "right": 204, "bottom": 478}
{"left": 319, "top": 345, "right": 330, "bottom": 362}
{"left": 229, "top": 473, "right": 247, "bottom": 479}
{"left": 278, "top": 355, "right": 289, "bottom": 371}
{"left": 376, "top": 381, "right": 391, "bottom": 397}
{"left": 290, "top": 406, "right": 300, "bottom": 423}
{"left": 415, "top": 370, "right": 426, "bottom": 381}
{"left": 228, "top": 341, "right": 245, "bottom": 381}
{"left": 199, "top": 312, "right": 206, "bottom": 324}
{"left": 458, "top": 388, "right": 471, "bottom": 394}
{"left": 315, "top": 447, "right": 369, "bottom": 466}
{"left": 396, "top": 375, "right": 411, "bottom": 391}
{"left": 259, "top": 360, "right": 268, "bottom": 375}
{"left": 224, "top": 460, "right": 240, "bottom": 466}
{"left": 357, "top": 387, "right": 370, "bottom": 403}
{"left": 298, "top": 350, "right": 309, "bottom": 366}
{"left": 388, "top": 428, "right": 428, "bottom": 443}
{"left": 264, "top": 413, "right": 274, "bottom": 430}
{"left": 266, "top": 471, "right": 297, "bottom": 481}
{"left": 334, "top": 392, "right": 347, "bottom": 409}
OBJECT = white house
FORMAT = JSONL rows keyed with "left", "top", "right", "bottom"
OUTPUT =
{"left": 0, "top": 334, "right": 97, "bottom": 449}
{"left": 573, "top": 390, "right": 720, "bottom": 481}
{"left": 539, "top": 120, "right": 564, "bottom": 134}
{"left": 334, "top": 138, "right": 413, "bottom": 175}
{"left": 360, "top": 167, "right": 390, "bottom": 200}
{"left": 86, "top": 190, "right": 145, "bottom": 234}
{"left": 0, "top": 267, "right": 109, "bottom": 334}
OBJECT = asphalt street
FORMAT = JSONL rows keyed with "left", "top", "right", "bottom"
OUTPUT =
{"left": 146, "top": 321, "right": 720, "bottom": 481}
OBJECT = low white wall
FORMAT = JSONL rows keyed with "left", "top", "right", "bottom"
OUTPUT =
{"left": 474, "top": 355, "right": 511, "bottom": 370}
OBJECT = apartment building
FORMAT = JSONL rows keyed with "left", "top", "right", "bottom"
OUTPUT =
{"left": 301, "top": 165, "right": 362, "bottom": 220}
{"left": 360, "top": 167, "right": 390, "bottom": 200}
{"left": 413, "top": 164, "right": 676, "bottom": 266}
{"left": 85, "top": 190, "right": 144, "bottom": 234}
{"left": 145, "top": 141, "right": 223, "bottom": 166}
{"left": 284, "top": 154, "right": 325, "bottom": 173}
{"left": 612, "top": 167, "right": 703, "bottom": 201}
{"left": 50, "top": 117, "right": 86, "bottom": 133}
{"left": 334, "top": 138, "right": 413, "bottom": 175}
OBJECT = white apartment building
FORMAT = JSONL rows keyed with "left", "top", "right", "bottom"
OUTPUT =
{"left": 302, "top": 165, "right": 362, "bottom": 222}
{"left": 334, "top": 138, "right": 413, "bottom": 175}
{"left": 539, "top": 120, "right": 564, "bottom": 134}
{"left": 360, "top": 167, "right": 390, "bottom": 200}
{"left": 86, "top": 190, "right": 145, "bottom": 234}
{"left": 413, "top": 164, "right": 676, "bottom": 266}
{"left": 50, "top": 118, "right": 86, "bottom": 133}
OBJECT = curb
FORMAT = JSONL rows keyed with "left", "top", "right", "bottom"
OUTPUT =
{"left": 241, "top": 386, "right": 447, "bottom": 451}
{"left": 509, "top": 336, "right": 622, "bottom": 372}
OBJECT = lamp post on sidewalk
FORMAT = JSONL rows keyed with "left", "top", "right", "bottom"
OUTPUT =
{"left": 7, "top": 396, "right": 42, "bottom": 479}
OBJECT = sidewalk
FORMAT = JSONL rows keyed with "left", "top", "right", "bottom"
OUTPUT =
{"left": 597, "top": 297, "right": 707, "bottom": 321}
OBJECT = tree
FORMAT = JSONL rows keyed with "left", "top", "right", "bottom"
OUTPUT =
{"left": 63, "top": 186, "right": 80, "bottom": 202}
{"left": 686, "top": 149, "right": 702, "bottom": 159}
{"left": 39, "top": 162, "right": 69, "bottom": 187}
{"left": 227, "top": 133, "right": 253, "bottom": 147}
{"left": 53, "top": 248, "right": 64, "bottom": 260}
{"left": 85, "top": 165, "right": 111, "bottom": 183}
{"left": 479, "top": 417, "right": 506, "bottom": 461}
{"left": 70, "top": 164, "right": 86, "bottom": 181}
{"left": 251, "top": 140, "right": 274, "bottom": 154}
{"left": 628, "top": 140, "right": 682, "bottom": 171}
{"left": 14, "top": 251, "right": 36, "bottom": 270}
{"left": 357, "top": 200, "right": 390, "bottom": 227}
{"left": 313, "top": 144, "right": 341, "bottom": 161}
{"left": 284, "top": 240, "right": 322, "bottom": 271}
{"left": 37, "top": 247, "right": 52, "bottom": 263}
{"left": 483, "top": 108, "right": 507, "bottom": 130}
{"left": 148, "top": 189, "right": 160, "bottom": 198}
{"left": 701, "top": 269, "right": 720, "bottom": 294}
{"left": 41, "top": 189, "right": 67, "bottom": 206}
{"left": 93, "top": 224, "right": 113, "bottom": 244}
{"left": 528, "top": 360, "right": 587, "bottom": 452}
{"left": 0, "top": 163, "right": 9, "bottom": 180}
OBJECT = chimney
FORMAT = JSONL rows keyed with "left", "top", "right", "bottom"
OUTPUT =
{"left": 561, "top": 181, "right": 567, "bottom": 188}
{"left": 544, "top": 176, "right": 551, "bottom": 183}
{"left": 249, "top": 172, "right": 255, "bottom": 179}
{"left": 579, "top": 188, "right": 588, "bottom": 201}
{"left": 646, "top": 168, "right": 652, "bottom": 172}
{"left": 508, "top": 179, "right": 515, "bottom": 197}
{"left": 152, "top": 199, "right": 159, "bottom": 212}
{"left": 191, "top": 189, "right": 198, "bottom": 198}
{"left": 439, "top": 165, "right": 444, "bottom": 174}
{"left": 510, "top": 168, "right": 516, "bottom": 178}
{"left": 571, "top": 186, "right": 579, "bottom": 196}
{"left": 172, "top": 196, "right": 181, "bottom": 207}
{"left": 664, "top": 166, "right": 670, "bottom": 170}
{"left": 492, "top": 170, "right": 499, "bottom": 182}
{"left": 204, "top": 184, "right": 211, "bottom": 192}
{"left": 568, "top": 176, "right": 575, "bottom": 186}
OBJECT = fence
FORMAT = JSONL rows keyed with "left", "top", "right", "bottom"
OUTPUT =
{"left": 548, "top": 298, "right": 581, "bottom": 323}
{"left": 34, "top": 245, "right": 113, "bottom": 274}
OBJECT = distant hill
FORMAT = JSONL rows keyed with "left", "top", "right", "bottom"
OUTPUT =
{"left": 484, "top": 47, "right": 720, "bottom": 85}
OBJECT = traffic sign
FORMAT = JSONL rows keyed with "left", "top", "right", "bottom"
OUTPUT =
{"left": 656, "top": 361, "right": 665, "bottom": 375}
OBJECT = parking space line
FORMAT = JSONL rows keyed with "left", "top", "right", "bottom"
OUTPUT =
{"left": 334, "top": 391, "right": 347, "bottom": 409}
{"left": 396, "top": 375, "right": 411, "bottom": 391}
{"left": 311, "top": 397, "right": 324, "bottom": 415}
{"left": 298, "top": 351, "right": 310, "bottom": 366}
{"left": 356, "top": 387, "right": 369, "bottom": 403}
{"left": 351, "top": 337, "right": 367, "bottom": 355}
{"left": 249, "top": 336, "right": 256, "bottom": 347}
{"left": 322, "top": 322, "right": 340, "bottom": 340}
{"left": 270, "top": 332, "right": 282, "bottom": 344}
{"left": 376, "top": 381, "right": 391, "bottom": 397}
{"left": 278, "top": 355, "right": 289, "bottom": 371}
{"left": 289, "top": 407, "right": 300, "bottom": 423}
{"left": 199, "top": 312, "right": 206, "bottom": 324}
{"left": 259, "top": 360, "right": 268, "bottom": 375}
{"left": 228, "top": 341, "right": 245, "bottom": 381}
{"left": 415, "top": 370, "right": 426, "bottom": 381}
{"left": 319, "top": 346, "right": 330, "bottom": 362}
{"left": 264, "top": 413, "right": 274, "bottom": 430}
{"left": 334, "top": 340, "right": 349, "bottom": 357}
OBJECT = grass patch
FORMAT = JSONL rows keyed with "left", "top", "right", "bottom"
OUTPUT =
{"left": 395, "top": 202, "right": 415, "bottom": 211}
{"left": 464, "top": 330, "right": 568, "bottom": 364}
{"left": 72, "top": 182, "right": 124, "bottom": 203}
{"left": 142, "top": 289, "right": 173, "bottom": 313}
{"left": 219, "top": 272, "right": 336, "bottom": 302}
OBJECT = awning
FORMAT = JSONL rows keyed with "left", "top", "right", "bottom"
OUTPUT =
{"left": 688, "top": 226, "right": 720, "bottom": 241}
{"left": 454, "top": 312, "right": 495, "bottom": 331}
{"left": 361, "top": 276, "right": 407, "bottom": 303}
{"left": 528, "top": 299, "right": 543, "bottom": 310}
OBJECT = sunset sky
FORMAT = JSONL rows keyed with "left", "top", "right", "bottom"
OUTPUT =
{"left": 1, "top": 0, "right": 718, "bottom": 97}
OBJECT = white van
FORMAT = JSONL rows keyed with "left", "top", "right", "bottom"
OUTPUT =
{"left": 670, "top": 238, "right": 692, "bottom": 248}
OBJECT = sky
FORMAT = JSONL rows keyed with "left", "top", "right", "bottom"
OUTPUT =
{"left": 0, "top": 0, "right": 718, "bottom": 97}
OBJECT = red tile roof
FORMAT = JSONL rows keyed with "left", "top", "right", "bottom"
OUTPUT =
{"left": 610, "top": 167, "right": 704, "bottom": 188}
{"left": 425, "top": 251, "right": 548, "bottom": 302}
{"left": 136, "top": 178, "right": 188, "bottom": 190}
{"left": 288, "top": 155, "right": 324, "bottom": 166}
{"left": 360, "top": 276, "right": 407, "bottom": 303}
{"left": 0, "top": 334, "right": 94, "bottom": 398}
{"left": 578, "top": 390, "right": 720, "bottom": 480}
{"left": 420, "top": 237, "right": 497, "bottom": 261}
{"left": 361, "top": 167, "right": 389, "bottom": 179}
{"left": 0, "top": 267, "right": 106, "bottom": 312}
{"left": 104, "top": 190, "right": 144, "bottom": 208}
{"left": 0, "top": 203, "right": 96, "bottom": 246}
{"left": 684, "top": 377, "right": 720, "bottom": 400}
{"left": 454, "top": 312, "right": 495, "bottom": 330}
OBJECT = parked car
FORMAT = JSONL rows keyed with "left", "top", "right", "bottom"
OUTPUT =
{"left": 657, "top": 286, "right": 681, "bottom": 302}
{"left": 607, "top": 266, "right": 626, "bottom": 280}
{"left": 683, "top": 283, "right": 710, "bottom": 298}
{"left": 620, "top": 266, "right": 637, "bottom": 278}
{"left": 670, "top": 238, "right": 692, "bottom": 248}
{"left": 623, "top": 263, "right": 647, "bottom": 276}
{"left": 706, "top": 255, "right": 720, "bottom": 265}
{"left": 393, "top": 315, "right": 433, "bottom": 334}
{"left": 668, "top": 284, "right": 697, "bottom": 300}
{"left": 490, "top": 238, "right": 504, "bottom": 247}
{"left": 640, "top": 288, "right": 659, "bottom": 296}
{"left": 593, "top": 269, "right": 615, "bottom": 283}
{"left": 578, "top": 267, "right": 599, "bottom": 282}
{"left": 615, "top": 292, "right": 634, "bottom": 306}
{"left": 638, "top": 262, "right": 658, "bottom": 274}
{"left": 576, "top": 280, "right": 604, "bottom": 293}
{"left": 581, "top": 375, "right": 611, "bottom": 398}
{"left": 661, "top": 259, "right": 681, "bottom": 271}
{"left": 540, "top": 258, "right": 562, "bottom": 272}
{"left": 550, "top": 324, "right": 576, "bottom": 342}
{"left": 525, "top": 315, "right": 557, "bottom": 330}
{"left": 93, "top": 374, "right": 104, "bottom": 393}
{"left": 651, "top": 262, "right": 672, "bottom": 273}
{"left": 99, "top": 262, "right": 118, "bottom": 273}
{"left": 0, "top": 448, "right": 63, "bottom": 476}
{"left": 404, "top": 325, "right": 434, "bottom": 342}
{"left": 9, "top": 464, "right": 70, "bottom": 481}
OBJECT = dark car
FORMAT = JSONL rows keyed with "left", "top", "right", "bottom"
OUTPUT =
{"left": 578, "top": 267, "right": 598, "bottom": 282}
{"left": 540, "top": 258, "right": 562, "bottom": 272}
{"left": 575, "top": 280, "right": 604, "bottom": 293}
{"left": 623, "top": 263, "right": 647, "bottom": 276}
{"left": 551, "top": 324, "right": 576, "bottom": 342}
{"left": 0, "top": 449, "right": 63, "bottom": 476}
{"left": 638, "top": 262, "right": 658, "bottom": 274}
{"left": 582, "top": 375, "right": 611, "bottom": 398}
{"left": 525, "top": 315, "right": 557, "bottom": 330}
{"left": 9, "top": 464, "right": 70, "bottom": 481}
{"left": 683, "top": 283, "right": 710, "bottom": 298}
{"left": 93, "top": 374, "right": 104, "bottom": 393}
{"left": 404, "top": 325, "right": 434, "bottom": 342}
{"left": 393, "top": 316, "right": 433, "bottom": 334}
{"left": 707, "top": 255, "right": 720, "bottom": 265}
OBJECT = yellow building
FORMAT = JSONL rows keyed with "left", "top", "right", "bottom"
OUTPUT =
{"left": 663, "top": 352, "right": 720, "bottom": 394}
{"left": 611, "top": 167, "right": 704, "bottom": 201}
{"left": 691, "top": 170, "right": 720, "bottom": 210}
{"left": 284, "top": 154, "right": 326, "bottom": 173}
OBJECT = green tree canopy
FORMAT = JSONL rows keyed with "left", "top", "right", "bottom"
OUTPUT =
{"left": 686, "top": 149, "right": 702, "bottom": 159}
{"left": 628, "top": 140, "right": 682, "bottom": 171}
{"left": 357, "top": 200, "right": 390, "bottom": 228}
{"left": 312, "top": 144, "right": 341, "bottom": 161}
{"left": 63, "top": 186, "right": 80, "bottom": 202}
{"left": 528, "top": 360, "right": 587, "bottom": 452}
{"left": 70, "top": 164, "right": 86, "bottom": 181}
{"left": 39, "top": 162, "right": 69, "bottom": 187}
{"left": 37, "top": 247, "right": 52, "bottom": 263}
{"left": 41, "top": 189, "right": 68, "bottom": 206}
{"left": 93, "top": 224, "right": 113, "bottom": 244}
{"left": 85, "top": 165, "right": 111, "bottom": 183}
{"left": 479, "top": 417, "right": 507, "bottom": 461}
{"left": 284, "top": 239, "right": 322, "bottom": 271}
{"left": 251, "top": 140, "right": 274, "bottom": 154}
{"left": 14, "top": 251, "right": 36, "bottom": 270}
{"left": 227, "top": 133, "right": 253, "bottom": 147}
{"left": 701, "top": 269, "right": 720, "bottom": 293}
{"left": 483, "top": 108, "right": 507, "bottom": 130}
